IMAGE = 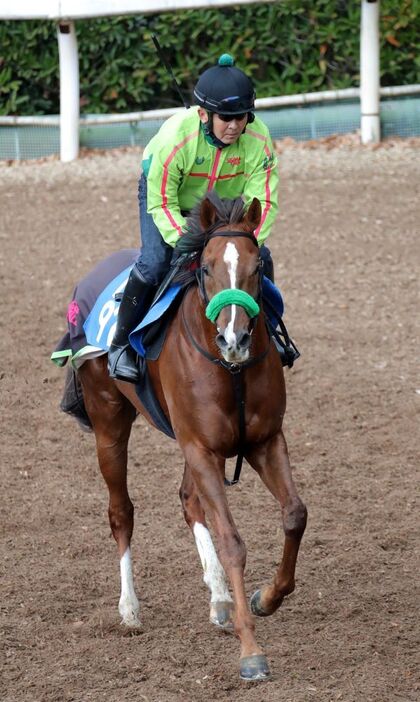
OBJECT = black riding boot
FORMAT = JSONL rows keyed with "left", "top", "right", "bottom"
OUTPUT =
{"left": 108, "top": 266, "right": 156, "bottom": 383}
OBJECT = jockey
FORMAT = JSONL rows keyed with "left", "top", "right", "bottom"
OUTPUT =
{"left": 108, "top": 54, "right": 279, "bottom": 383}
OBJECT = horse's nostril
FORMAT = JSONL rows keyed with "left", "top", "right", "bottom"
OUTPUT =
{"left": 238, "top": 331, "right": 251, "bottom": 350}
{"left": 216, "top": 334, "right": 228, "bottom": 350}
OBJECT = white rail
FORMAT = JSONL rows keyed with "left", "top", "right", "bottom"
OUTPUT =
{"left": 1, "top": 85, "right": 419, "bottom": 128}
{"left": 0, "top": 0, "right": 276, "bottom": 20}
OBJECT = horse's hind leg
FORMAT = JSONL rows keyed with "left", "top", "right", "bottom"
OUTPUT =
{"left": 79, "top": 357, "right": 140, "bottom": 627}
{"left": 246, "top": 431, "right": 307, "bottom": 617}
{"left": 179, "top": 462, "right": 234, "bottom": 630}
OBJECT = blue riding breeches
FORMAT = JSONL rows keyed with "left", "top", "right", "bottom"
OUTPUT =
{"left": 135, "top": 172, "right": 274, "bottom": 285}
{"left": 135, "top": 173, "right": 173, "bottom": 285}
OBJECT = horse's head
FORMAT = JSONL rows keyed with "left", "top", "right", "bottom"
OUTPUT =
{"left": 194, "top": 193, "right": 263, "bottom": 364}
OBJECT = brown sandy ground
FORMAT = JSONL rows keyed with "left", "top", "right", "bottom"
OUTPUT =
{"left": 0, "top": 139, "right": 419, "bottom": 702}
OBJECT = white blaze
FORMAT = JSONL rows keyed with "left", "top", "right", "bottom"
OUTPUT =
{"left": 223, "top": 242, "right": 239, "bottom": 346}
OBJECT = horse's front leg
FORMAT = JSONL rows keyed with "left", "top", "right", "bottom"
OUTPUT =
{"left": 246, "top": 431, "right": 307, "bottom": 617}
{"left": 179, "top": 462, "right": 234, "bottom": 631}
{"left": 183, "top": 445, "right": 270, "bottom": 681}
{"left": 79, "top": 358, "right": 140, "bottom": 627}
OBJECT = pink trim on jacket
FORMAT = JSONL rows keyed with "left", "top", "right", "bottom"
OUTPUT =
{"left": 160, "top": 130, "right": 199, "bottom": 235}
{"left": 254, "top": 144, "right": 272, "bottom": 238}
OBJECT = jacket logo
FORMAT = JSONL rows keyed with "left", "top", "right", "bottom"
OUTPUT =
{"left": 262, "top": 152, "right": 275, "bottom": 171}
{"left": 195, "top": 156, "right": 205, "bottom": 165}
{"left": 227, "top": 156, "right": 241, "bottom": 166}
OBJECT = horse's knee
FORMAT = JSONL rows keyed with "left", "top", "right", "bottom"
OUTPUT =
{"left": 179, "top": 473, "right": 206, "bottom": 529}
{"left": 283, "top": 499, "right": 307, "bottom": 540}
{"left": 221, "top": 530, "right": 247, "bottom": 570}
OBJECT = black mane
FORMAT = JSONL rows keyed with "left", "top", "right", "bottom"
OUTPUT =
{"left": 175, "top": 191, "right": 246, "bottom": 255}
{"left": 171, "top": 192, "right": 247, "bottom": 285}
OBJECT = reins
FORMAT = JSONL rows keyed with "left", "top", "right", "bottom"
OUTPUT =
{"left": 181, "top": 229, "right": 270, "bottom": 486}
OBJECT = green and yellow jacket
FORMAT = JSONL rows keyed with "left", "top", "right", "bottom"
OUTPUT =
{"left": 142, "top": 107, "right": 278, "bottom": 247}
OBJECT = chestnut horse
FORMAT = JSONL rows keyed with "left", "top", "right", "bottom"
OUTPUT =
{"left": 77, "top": 193, "right": 307, "bottom": 681}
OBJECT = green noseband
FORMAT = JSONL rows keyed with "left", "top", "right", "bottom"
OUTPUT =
{"left": 205, "top": 288, "right": 260, "bottom": 323}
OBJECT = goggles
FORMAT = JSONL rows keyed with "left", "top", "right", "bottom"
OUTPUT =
{"left": 216, "top": 112, "right": 248, "bottom": 122}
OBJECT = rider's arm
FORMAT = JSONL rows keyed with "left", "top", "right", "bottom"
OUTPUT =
{"left": 242, "top": 135, "right": 279, "bottom": 245}
{"left": 144, "top": 145, "right": 187, "bottom": 248}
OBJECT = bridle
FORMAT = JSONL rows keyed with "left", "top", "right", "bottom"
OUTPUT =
{"left": 182, "top": 230, "right": 271, "bottom": 485}
{"left": 195, "top": 229, "right": 262, "bottom": 306}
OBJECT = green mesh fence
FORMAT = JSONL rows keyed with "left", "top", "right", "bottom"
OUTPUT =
{"left": 1, "top": 97, "right": 419, "bottom": 161}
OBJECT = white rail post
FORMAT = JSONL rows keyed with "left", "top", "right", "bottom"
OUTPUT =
{"left": 360, "top": 0, "right": 380, "bottom": 144}
{"left": 57, "top": 21, "right": 79, "bottom": 161}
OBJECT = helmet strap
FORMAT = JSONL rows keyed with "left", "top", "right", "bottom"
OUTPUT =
{"left": 201, "top": 114, "right": 230, "bottom": 149}
{"left": 201, "top": 111, "right": 253, "bottom": 149}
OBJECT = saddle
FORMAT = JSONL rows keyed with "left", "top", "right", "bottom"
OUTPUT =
{"left": 57, "top": 259, "right": 299, "bottom": 438}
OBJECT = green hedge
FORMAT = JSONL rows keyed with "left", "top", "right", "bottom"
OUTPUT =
{"left": 0, "top": 0, "right": 418, "bottom": 115}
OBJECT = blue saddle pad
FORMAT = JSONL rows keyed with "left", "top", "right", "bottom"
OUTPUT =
{"left": 129, "top": 284, "right": 183, "bottom": 357}
{"left": 83, "top": 265, "right": 133, "bottom": 351}
{"left": 83, "top": 275, "right": 182, "bottom": 355}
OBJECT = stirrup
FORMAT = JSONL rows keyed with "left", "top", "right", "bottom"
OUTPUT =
{"left": 108, "top": 344, "right": 140, "bottom": 383}
{"left": 270, "top": 319, "right": 300, "bottom": 368}
{"left": 272, "top": 336, "right": 300, "bottom": 367}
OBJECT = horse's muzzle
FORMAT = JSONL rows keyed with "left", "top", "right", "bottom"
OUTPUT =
{"left": 216, "top": 328, "right": 251, "bottom": 363}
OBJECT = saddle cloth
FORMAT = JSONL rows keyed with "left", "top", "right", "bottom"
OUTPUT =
{"left": 51, "top": 250, "right": 285, "bottom": 439}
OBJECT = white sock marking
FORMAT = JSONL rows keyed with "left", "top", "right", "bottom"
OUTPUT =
{"left": 223, "top": 242, "right": 239, "bottom": 346}
{"left": 119, "top": 548, "right": 140, "bottom": 626}
{"left": 193, "top": 523, "right": 232, "bottom": 603}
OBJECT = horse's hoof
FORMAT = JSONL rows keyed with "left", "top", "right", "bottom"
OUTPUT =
{"left": 120, "top": 614, "right": 141, "bottom": 628}
{"left": 210, "top": 601, "right": 234, "bottom": 631}
{"left": 240, "top": 654, "right": 271, "bottom": 681}
{"left": 250, "top": 589, "right": 271, "bottom": 617}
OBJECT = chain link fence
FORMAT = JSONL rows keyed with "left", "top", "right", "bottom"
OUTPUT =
{"left": 1, "top": 97, "right": 419, "bottom": 161}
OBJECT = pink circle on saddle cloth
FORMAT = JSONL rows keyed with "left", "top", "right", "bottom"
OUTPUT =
{"left": 67, "top": 300, "right": 80, "bottom": 327}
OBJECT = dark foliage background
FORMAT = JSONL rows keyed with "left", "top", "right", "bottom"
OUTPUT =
{"left": 0, "top": 0, "right": 418, "bottom": 115}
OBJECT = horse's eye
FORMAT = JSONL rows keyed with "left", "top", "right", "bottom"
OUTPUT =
{"left": 254, "top": 260, "right": 263, "bottom": 275}
{"left": 202, "top": 265, "right": 209, "bottom": 276}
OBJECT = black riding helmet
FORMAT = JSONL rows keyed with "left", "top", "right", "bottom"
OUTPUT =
{"left": 194, "top": 54, "right": 255, "bottom": 117}
{"left": 194, "top": 54, "right": 255, "bottom": 148}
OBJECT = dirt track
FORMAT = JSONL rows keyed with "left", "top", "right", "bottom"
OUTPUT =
{"left": 1, "top": 140, "right": 419, "bottom": 701}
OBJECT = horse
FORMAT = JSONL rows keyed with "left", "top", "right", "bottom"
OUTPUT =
{"left": 75, "top": 192, "right": 307, "bottom": 681}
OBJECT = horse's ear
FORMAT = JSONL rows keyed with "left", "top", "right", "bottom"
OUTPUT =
{"left": 244, "top": 197, "right": 262, "bottom": 232}
{"left": 200, "top": 197, "right": 218, "bottom": 231}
